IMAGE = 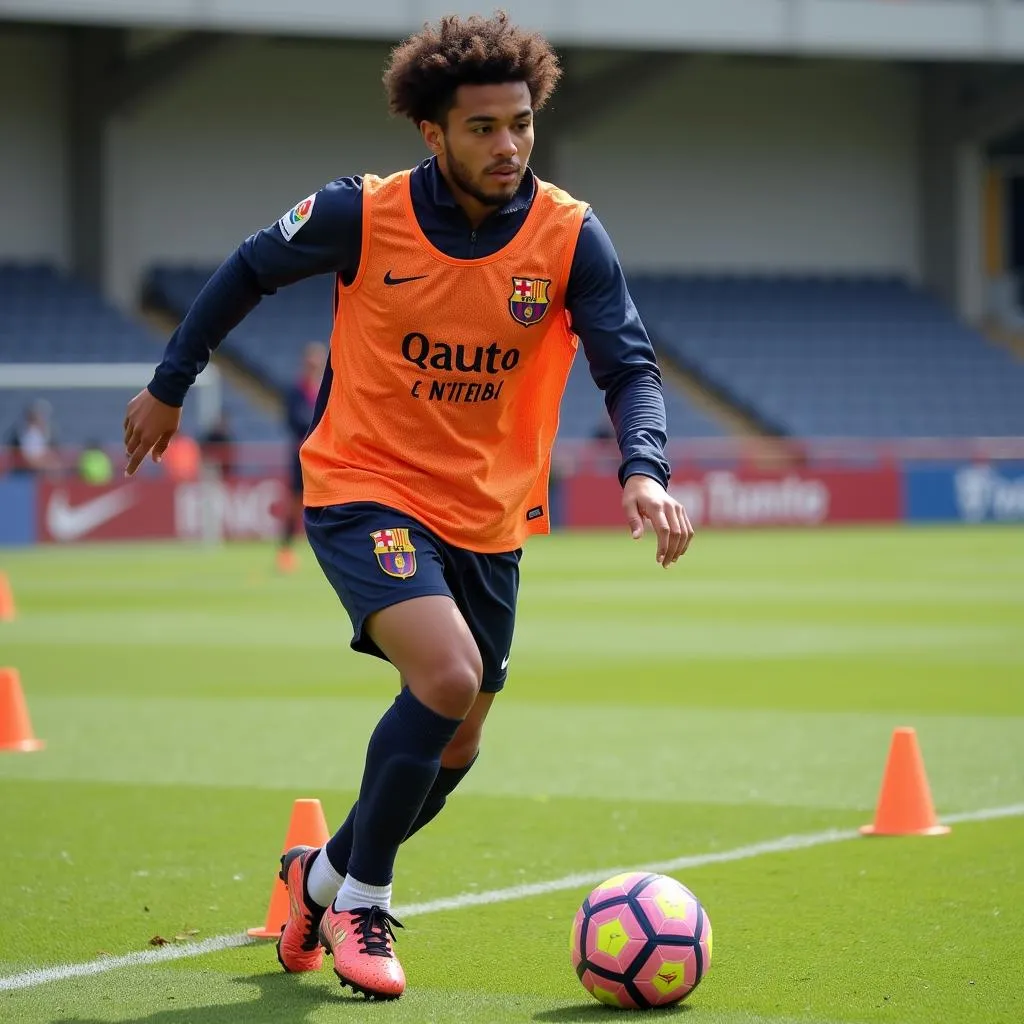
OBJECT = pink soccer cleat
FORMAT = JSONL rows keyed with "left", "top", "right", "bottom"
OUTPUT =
{"left": 275, "top": 846, "right": 326, "bottom": 973}
{"left": 319, "top": 903, "right": 406, "bottom": 1000}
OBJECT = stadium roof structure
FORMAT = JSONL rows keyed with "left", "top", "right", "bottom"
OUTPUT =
{"left": 5, "top": 0, "right": 1024, "bottom": 62}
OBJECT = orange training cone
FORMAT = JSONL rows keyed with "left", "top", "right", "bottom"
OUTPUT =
{"left": 0, "top": 668, "right": 44, "bottom": 752}
{"left": 248, "top": 798, "right": 331, "bottom": 938}
{"left": 0, "top": 573, "right": 15, "bottom": 622}
{"left": 860, "top": 727, "right": 949, "bottom": 837}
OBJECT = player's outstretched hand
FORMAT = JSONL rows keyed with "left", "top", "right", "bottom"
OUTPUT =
{"left": 622, "top": 474, "right": 693, "bottom": 568}
{"left": 123, "top": 389, "right": 181, "bottom": 477}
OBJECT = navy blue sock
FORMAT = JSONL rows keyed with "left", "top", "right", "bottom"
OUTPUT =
{"left": 405, "top": 754, "right": 478, "bottom": 841}
{"left": 344, "top": 688, "right": 463, "bottom": 887}
{"left": 324, "top": 754, "right": 478, "bottom": 876}
{"left": 324, "top": 805, "right": 358, "bottom": 875}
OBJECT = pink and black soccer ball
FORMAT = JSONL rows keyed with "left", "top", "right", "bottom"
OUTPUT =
{"left": 570, "top": 872, "right": 712, "bottom": 1010}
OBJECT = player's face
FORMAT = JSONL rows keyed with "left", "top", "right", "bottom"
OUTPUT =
{"left": 426, "top": 81, "right": 534, "bottom": 215}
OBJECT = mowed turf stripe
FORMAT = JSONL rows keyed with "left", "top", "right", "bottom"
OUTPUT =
{"left": 3, "top": 801, "right": 1022, "bottom": 993}
{"left": 5, "top": 699, "right": 1022, "bottom": 811}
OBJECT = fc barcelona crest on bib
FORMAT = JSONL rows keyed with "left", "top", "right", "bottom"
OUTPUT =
{"left": 509, "top": 277, "right": 552, "bottom": 327}
{"left": 371, "top": 527, "right": 417, "bottom": 579}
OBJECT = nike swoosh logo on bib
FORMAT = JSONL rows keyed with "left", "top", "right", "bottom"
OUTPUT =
{"left": 384, "top": 271, "right": 428, "bottom": 286}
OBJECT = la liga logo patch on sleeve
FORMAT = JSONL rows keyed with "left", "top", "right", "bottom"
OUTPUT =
{"left": 278, "top": 193, "right": 317, "bottom": 241}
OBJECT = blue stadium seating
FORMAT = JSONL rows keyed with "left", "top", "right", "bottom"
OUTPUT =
{"left": 143, "top": 264, "right": 727, "bottom": 440}
{"left": 0, "top": 264, "right": 283, "bottom": 446}
{"left": 628, "top": 274, "right": 1024, "bottom": 437}
{"left": 15, "top": 262, "right": 1021, "bottom": 446}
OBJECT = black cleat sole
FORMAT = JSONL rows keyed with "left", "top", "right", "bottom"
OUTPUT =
{"left": 333, "top": 970, "right": 403, "bottom": 1001}
{"left": 321, "top": 940, "right": 402, "bottom": 1001}
{"left": 346, "top": 982, "right": 401, "bottom": 1001}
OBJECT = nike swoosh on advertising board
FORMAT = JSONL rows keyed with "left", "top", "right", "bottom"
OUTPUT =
{"left": 46, "top": 488, "right": 138, "bottom": 542}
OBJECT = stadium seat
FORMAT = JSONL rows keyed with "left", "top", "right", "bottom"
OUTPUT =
{"left": 628, "top": 273, "right": 1024, "bottom": 437}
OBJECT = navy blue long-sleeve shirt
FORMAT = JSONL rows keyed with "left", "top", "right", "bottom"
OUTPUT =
{"left": 149, "top": 157, "right": 670, "bottom": 488}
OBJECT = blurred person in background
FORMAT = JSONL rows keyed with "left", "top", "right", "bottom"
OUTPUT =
{"left": 6, "top": 399, "right": 60, "bottom": 475}
{"left": 278, "top": 342, "right": 327, "bottom": 572}
{"left": 161, "top": 433, "right": 201, "bottom": 482}
{"left": 200, "top": 412, "right": 237, "bottom": 482}
{"left": 78, "top": 440, "right": 113, "bottom": 484}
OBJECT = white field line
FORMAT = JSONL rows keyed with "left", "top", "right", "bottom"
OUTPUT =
{"left": 2, "top": 801, "right": 1022, "bottom": 993}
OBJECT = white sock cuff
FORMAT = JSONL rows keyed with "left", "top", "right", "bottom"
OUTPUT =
{"left": 305, "top": 848, "right": 345, "bottom": 908}
{"left": 334, "top": 875, "right": 393, "bottom": 912}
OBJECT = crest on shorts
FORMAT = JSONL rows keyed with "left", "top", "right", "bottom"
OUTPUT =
{"left": 371, "top": 527, "right": 417, "bottom": 579}
{"left": 509, "top": 277, "right": 551, "bottom": 326}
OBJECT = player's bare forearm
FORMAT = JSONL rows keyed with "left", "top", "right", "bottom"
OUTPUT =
{"left": 621, "top": 474, "right": 693, "bottom": 567}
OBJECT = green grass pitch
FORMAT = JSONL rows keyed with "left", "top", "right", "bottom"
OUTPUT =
{"left": 1, "top": 526, "right": 1022, "bottom": 1023}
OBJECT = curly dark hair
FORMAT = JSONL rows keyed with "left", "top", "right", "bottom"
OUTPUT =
{"left": 383, "top": 10, "right": 562, "bottom": 126}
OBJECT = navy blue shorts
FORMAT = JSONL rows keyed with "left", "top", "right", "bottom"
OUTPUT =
{"left": 304, "top": 502, "right": 522, "bottom": 692}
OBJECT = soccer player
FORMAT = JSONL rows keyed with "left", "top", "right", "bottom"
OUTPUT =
{"left": 278, "top": 341, "right": 328, "bottom": 572}
{"left": 122, "top": 11, "right": 693, "bottom": 1000}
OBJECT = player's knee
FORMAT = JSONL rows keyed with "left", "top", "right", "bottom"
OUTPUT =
{"left": 409, "top": 652, "right": 482, "bottom": 719}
